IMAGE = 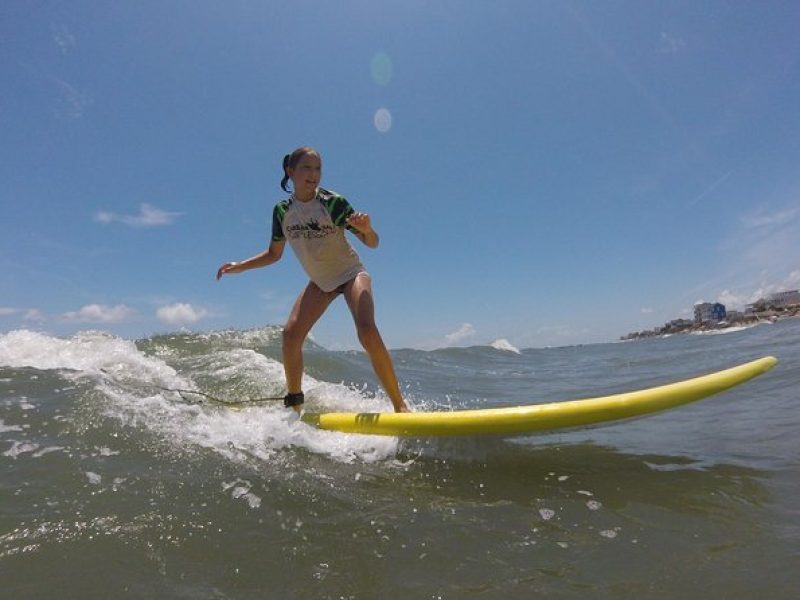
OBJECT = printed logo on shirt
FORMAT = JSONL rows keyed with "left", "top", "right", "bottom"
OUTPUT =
{"left": 286, "top": 218, "right": 336, "bottom": 240}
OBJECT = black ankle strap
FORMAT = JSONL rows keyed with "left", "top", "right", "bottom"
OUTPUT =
{"left": 283, "top": 392, "right": 304, "bottom": 408}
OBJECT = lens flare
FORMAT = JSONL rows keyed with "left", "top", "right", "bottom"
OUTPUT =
{"left": 370, "top": 52, "right": 392, "bottom": 86}
{"left": 373, "top": 108, "right": 392, "bottom": 133}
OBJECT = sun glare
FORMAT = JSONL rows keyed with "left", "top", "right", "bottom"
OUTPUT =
{"left": 373, "top": 108, "right": 392, "bottom": 133}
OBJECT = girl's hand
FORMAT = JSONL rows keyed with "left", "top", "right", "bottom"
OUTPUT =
{"left": 347, "top": 212, "right": 379, "bottom": 248}
{"left": 346, "top": 212, "right": 373, "bottom": 234}
{"left": 216, "top": 262, "right": 242, "bottom": 280}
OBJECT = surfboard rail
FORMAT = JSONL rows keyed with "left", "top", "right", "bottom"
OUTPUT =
{"left": 301, "top": 356, "right": 778, "bottom": 437}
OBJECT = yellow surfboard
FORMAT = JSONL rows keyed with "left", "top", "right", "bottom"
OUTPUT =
{"left": 301, "top": 356, "right": 778, "bottom": 437}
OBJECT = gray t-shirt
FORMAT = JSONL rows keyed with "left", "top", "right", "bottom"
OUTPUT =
{"left": 271, "top": 188, "right": 365, "bottom": 292}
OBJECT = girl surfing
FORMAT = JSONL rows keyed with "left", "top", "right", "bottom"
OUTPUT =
{"left": 217, "top": 147, "right": 410, "bottom": 413}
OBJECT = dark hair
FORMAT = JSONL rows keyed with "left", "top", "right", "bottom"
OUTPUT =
{"left": 281, "top": 146, "right": 320, "bottom": 192}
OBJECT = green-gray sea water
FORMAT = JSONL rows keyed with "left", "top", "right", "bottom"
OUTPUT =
{"left": 1, "top": 320, "right": 798, "bottom": 598}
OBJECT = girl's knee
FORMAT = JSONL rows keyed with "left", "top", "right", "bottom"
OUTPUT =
{"left": 356, "top": 322, "right": 381, "bottom": 350}
{"left": 283, "top": 321, "right": 306, "bottom": 347}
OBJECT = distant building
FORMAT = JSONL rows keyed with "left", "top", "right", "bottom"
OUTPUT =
{"left": 744, "top": 302, "right": 762, "bottom": 314}
{"left": 746, "top": 290, "right": 800, "bottom": 313}
{"left": 665, "top": 318, "right": 693, "bottom": 330}
{"left": 694, "top": 302, "right": 726, "bottom": 324}
{"left": 767, "top": 290, "right": 800, "bottom": 309}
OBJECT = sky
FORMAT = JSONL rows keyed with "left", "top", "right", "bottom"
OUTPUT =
{"left": 2, "top": 0, "right": 799, "bottom": 350}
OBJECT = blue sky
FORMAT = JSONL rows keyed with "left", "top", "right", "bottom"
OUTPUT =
{"left": 2, "top": 1, "right": 799, "bottom": 350}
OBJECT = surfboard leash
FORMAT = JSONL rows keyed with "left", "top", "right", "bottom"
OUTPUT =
{"left": 154, "top": 386, "right": 285, "bottom": 408}
{"left": 97, "top": 368, "right": 291, "bottom": 408}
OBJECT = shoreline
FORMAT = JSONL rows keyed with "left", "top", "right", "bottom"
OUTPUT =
{"left": 621, "top": 308, "right": 800, "bottom": 341}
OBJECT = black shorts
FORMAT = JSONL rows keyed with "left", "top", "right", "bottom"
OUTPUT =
{"left": 328, "top": 271, "right": 369, "bottom": 296}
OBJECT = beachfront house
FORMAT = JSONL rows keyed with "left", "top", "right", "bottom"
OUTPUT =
{"left": 694, "top": 302, "right": 726, "bottom": 324}
{"left": 767, "top": 290, "right": 800, "bottom": 309}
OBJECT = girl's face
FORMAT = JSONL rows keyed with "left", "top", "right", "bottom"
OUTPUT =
{"left": 289, "top": 153, "right": 322, "bottom": 200}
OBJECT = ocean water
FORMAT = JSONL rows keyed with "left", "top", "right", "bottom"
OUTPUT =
{"left": 1, "top": 319, "right": 798, "bottom": 598}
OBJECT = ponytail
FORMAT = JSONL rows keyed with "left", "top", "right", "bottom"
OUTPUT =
{"left": 280, "top": 146, "right": 320, "bottom": 193}
{"left": 280, "top": 154, "right": 292, "bottom": 192}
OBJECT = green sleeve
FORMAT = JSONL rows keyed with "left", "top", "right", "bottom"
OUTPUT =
{"left": 324, "top": 194, "right": 357, "bottom": 232}
{"left": 271, "top": 202, "right": 287, "bottom": 242}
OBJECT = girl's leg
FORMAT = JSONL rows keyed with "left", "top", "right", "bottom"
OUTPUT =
{"left": 342, "top": 273, "right": 410, "bottom": 413}
{"left": 283, "top": 281, "right": 337, "bottom": 407}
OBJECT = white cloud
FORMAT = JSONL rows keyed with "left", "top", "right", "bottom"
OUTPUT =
{"left": 685, "top": 200, "right": 800, "bottom": 316}
{"left": 659, "top": 32, "right": 686, "bottom": 54}
{"left": 718, "top": 203, "right": 800, "bottom": 283}
{"left": 739, "top": 207, "right": 798, "bottom": 229}
{"left": 52, "top": 76, "right": 91, "bottom": 119}
{"left": 700, "top": 269, "right": 800, "bottom": 312}
{"left": 747, "top": 271, "right": 800, "bottom": 303}
{"left": 94, "top": 204, "right": 183, "bottom": 228}
{"left": 17, "top": 62, "right": 90, "bottom": 119}
{"left": 23, "top": 309, "right": 47, "bottom": 322}
{"left": 445, "top": 323, "right": 476, "bottom": 345}
{"left": 784, "top": 270, "right": 800, "bottom": 288}
{"left": 640, "top": 307, "right": 654, "bottom": 314}
{"left": 0, "top": 307, "right": 20, "bottom": 316}
{"left": 717, "top": 289, "right": 747, "bottom": 310}
{"left": 62, "top": 304, "right": 136, "bottom": 323}
{"left": 156, "top": 303, "right": 208, "bottom": 326}
{"left": 51, "top": 24, "right": 76, "bottom": 54}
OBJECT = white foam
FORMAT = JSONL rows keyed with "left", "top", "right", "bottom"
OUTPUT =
{"left": 490, "top": 339, "right": 521, "bottom": 354}
{"left": 599, "top": 529, "right": 619, "bottom": 539}
{"left": 0, "top": 329, "right": 399, "bottom": 464}
{"left": 0, "top": 419, "right": 23, "bottom": 433}
{"left": 32, "top": 446, "right": 64, "bottom": 458}
{"left": 690, "top": 325, "right": 754, "bottom": 336}
{"left": 143, "top": 401, "right": 399, "bottom": 465}
{"left": 3, "top": 441, "right": 39, "bottom": 458}
{"left": 586, "top": 500, "right": 602, "bottom": 511}
{"left": 0, "top": 329, "right": 179, "bottom": 386}
{"left": 195, "top": 326, "right": 283, "bottom": 348}
{"left": 223, "top": 479, "right": 262, "bottom": 509}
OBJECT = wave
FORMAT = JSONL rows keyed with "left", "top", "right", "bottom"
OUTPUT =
{"left": 690, "top": 325, "right": 757, "bottom": 336}
{"left": 490, "top": 339, "right": 521, "bottom": 353}
{"left": 0, "top": 329, "right": 400, "bottom": 464}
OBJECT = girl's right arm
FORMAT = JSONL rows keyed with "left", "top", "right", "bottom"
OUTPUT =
{"left": 216, "top": 240, "right": 285, "bottom": 280}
